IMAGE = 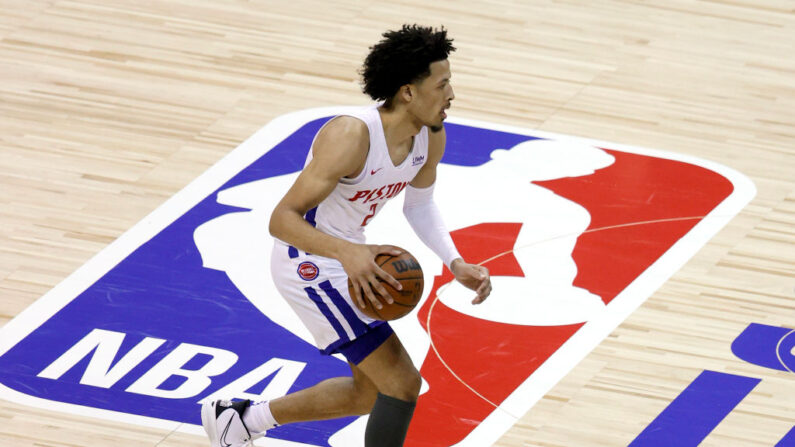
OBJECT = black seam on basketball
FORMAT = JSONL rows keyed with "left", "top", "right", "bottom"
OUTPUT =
{"left": 389, "top": 301, "right": 416, "bottom": 308}
{"left": 377, "top": 276, "right": 424, "bottom": 283}
{"left": 377, "top": 255, "right": 395, "bottom": 267}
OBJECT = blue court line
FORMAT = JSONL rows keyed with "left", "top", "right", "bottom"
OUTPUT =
{"left": 776, "top": 425, "right": 795, "bottom": 447}
{"left": 630, "top": 370, "right": 761, "bottom": 446}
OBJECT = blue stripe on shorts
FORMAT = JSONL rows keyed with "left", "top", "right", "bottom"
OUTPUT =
{"left": 308, "top": 281, "right": 393, "bottom": 364}
{"left": 288, "top": 245, "right": 299, "bottom": 258}
{"left": 336, "top": 323, "right": 394, "bottom": 365}
{"left": 305, "top": 206, "right": 318, "bottom": 227}
{"left": 304, "top": 286, "right": 349, "bottom": 344}
{"left": 318, "top": 280, "right": 368, "bottom": 338}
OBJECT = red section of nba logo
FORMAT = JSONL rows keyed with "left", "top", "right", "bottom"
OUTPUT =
{"left": 409, "top": 223, "right": 583, "bottom": 446}
{"left": 535, "top": 149, "right": 734, "bottom": 305}
{"left": 297, "top": 262, "right": 319, "bottom": 281}
{"left": 406, "top": 151, "right": 734, "bottom": 446}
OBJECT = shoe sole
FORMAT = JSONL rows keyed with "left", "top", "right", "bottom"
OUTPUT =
{"left": 200, "top": 400, "right": 220, "bottom": 447}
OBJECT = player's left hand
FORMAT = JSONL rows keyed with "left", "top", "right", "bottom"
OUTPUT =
{"left": 450, "top": 259, "right": 491, "bottom": 304}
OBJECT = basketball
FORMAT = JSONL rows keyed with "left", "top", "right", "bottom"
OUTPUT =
{"left": 348, "top": 248, "right": 424, "bottom": 321}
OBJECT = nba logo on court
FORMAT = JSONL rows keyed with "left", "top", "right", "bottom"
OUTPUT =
{"left": 0, "top": 107, "right": 754, "bottom": 446}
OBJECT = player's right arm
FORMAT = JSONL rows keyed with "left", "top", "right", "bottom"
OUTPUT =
{"left": 269, "top": 116, "right": 402, "bottom": 310}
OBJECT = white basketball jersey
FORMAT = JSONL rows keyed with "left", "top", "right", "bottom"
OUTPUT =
{"left": 303, "top": 105, "right": 429, "bottom": 245}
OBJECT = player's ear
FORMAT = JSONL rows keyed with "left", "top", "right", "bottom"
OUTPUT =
{"left": 400, "top": 84, "right": 413, "bottom": 103}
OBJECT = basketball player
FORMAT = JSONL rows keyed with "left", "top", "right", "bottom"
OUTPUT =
{"left": 201, "top": 24, "right": 491, "bottom": 447}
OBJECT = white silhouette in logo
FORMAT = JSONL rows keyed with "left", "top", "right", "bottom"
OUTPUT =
{"left": 417, "top": 138, "right": 614, "bottom": 326}
{"left": 194, "top": 138, "right": 614, "bottom": 446}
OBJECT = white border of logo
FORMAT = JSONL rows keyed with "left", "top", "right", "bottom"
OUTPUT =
{"left": 0, "top": 107, "right": 756, "bottom": 445}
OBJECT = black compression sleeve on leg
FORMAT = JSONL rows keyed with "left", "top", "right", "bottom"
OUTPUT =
{"left": 364, "top": 393, "right": 417, "bottom": 447}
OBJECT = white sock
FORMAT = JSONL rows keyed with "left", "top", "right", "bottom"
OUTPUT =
{"left": 242, "top": 400, "right": 280, "bottom": 433}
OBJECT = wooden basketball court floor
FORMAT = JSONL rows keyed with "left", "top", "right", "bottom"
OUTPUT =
{"left": 1, "top": 1, "right": 793, "bottom": 446}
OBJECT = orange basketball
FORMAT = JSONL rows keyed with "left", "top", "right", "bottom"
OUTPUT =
{"left": 348, "top": 248, "right": 424, "bottom": 321}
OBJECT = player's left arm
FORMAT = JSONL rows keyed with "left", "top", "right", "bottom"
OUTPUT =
{"left": 405, "top": 127, "right": 492, "bottom": 304}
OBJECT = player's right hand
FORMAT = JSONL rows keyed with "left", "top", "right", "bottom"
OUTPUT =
{"left": 341, "top": 244, "right": 403, "bottom": 311}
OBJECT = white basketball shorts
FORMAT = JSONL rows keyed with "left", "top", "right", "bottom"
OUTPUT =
{"left": 270, "top": 241, "right": 393, "bottom": 364}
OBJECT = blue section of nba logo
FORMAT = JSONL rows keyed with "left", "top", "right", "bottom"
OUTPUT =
{"left": 0, "top": 116, "right": 536, "bottom": 445}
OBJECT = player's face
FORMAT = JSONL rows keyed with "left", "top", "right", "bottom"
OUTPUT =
{"left": 412, "top": 59, "right": 454, "bottom": 133}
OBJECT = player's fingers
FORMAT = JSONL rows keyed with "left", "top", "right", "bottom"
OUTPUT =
{"left": 361, "top": 280, "right": 384, "bottom": 309}
{"left": 375, "top": 266, "right": 402, "bottom": 291}
{"left": 370, "top": 276, "right": 394, "bottom": 304}
{"left": 376, "top": 244, "right": 403, "bottom": 257}
{"left": 473, "top": 282, "right": 492, "bottom": 304}
{"left": 476, "top": 276, "right": 490, "bottom": 295}
{"left": 351, "top": 281, "right": 366, "bottom": 309}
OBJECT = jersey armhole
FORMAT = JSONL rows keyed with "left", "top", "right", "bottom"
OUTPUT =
{"left": 311, "top": 114, "right": 370, "bottom": 185}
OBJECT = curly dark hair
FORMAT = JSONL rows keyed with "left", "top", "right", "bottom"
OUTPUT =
{"left": 361, "top": 24, "right": 456, "bottom": 107}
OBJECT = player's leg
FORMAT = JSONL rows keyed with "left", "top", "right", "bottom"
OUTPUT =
{"left": 202, "top": 352, "right": 380, "bottom": 446}
{"left": 244, "top": 322, "right": 393, "bottom": 430}
{"left": 201, "top": 333, "right": 417, "bottom": 447}
{"left": 266, "top": 360, "right": 378, "bottom": 424}
{"left": 202, "top": 246, "right": 416, "bottom": 446}
{"left": 241, "top": 329, "right": 419, "bottom": 447}
{"left": 355, "top": 333, "right": 422, "bottom": 447}
{"left": 265, "top": 250, "right": 420, "bottom": 445}
{"left": 260, "top": 258, "right": 388, "bottom": 425}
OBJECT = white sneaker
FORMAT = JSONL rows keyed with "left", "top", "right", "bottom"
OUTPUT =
{"left": 201, "top": 399, "right": 263, "bottom": 447}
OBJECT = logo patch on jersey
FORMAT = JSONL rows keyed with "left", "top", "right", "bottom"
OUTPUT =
{"left": 411, "top": 154, "right": 425, "bottom": 166}
{"left": 297, "top": 262, "right": 319, "bottom": 281}
{"left": 0, "top": 107, "right": 755, "bottom": 447}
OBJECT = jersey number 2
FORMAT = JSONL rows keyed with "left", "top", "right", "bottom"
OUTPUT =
{"left": 361, "top": 203, "right": 378, "bottom": 226}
